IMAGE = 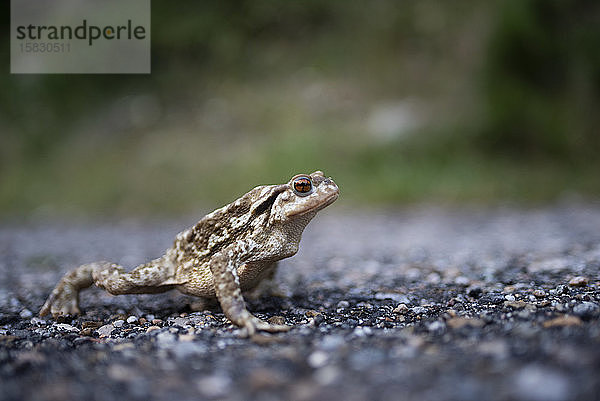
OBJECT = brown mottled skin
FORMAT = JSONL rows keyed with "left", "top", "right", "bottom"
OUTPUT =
{"left": 40, "top": 171, "right": 339, "bottom": 335}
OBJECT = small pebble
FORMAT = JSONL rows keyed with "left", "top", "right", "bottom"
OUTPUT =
{"left": 311, "top": 314, "right": 324, "bottom": 327}
{"left": 152, "top": 319, "right": 163, "bottom": 325}
{"left": 80, "top": 328, "right": 94, "bottom": 336}
{"left": 505, "top": 300, "right": 535, "bottom": 311}
{"left": 97, "top": 324, "right": 115, "bottom": 337}
{"left": 113, "top": 320, "right": 125, "bottom": 328}
{"left": 20, "top": 309, "right": 33, "bottom": 319}
{"left": 356, "top": 302, "right": 373, "bottom": 309}
{"left": 81, "top": 321, "right": 103, "bottom": 329}
{"left": 55, "top": 323, "right": 79, "bottom": 333}
{"left": 532, "top": 289, "right": 546, "bottom": 298}
{"left": 170, "top": 317, "right": 188, "bottom": 327}
{"left": 30, "top": 317, "right": 46, "bottom": 326}
{"left": 393, "top": 303, "right": 409, "bottom": 314}
{"left": 267, "top": 316, "right": 286, "bottom": 325}
{"left": 305, "top": 310, "right": 320, "bottom": 318}
{"left": 568, "top": 277, "right": 588, "bottom": 287}
{"left": 337, "top": 300, "right": 350, "bottom": 309}
{"left": 480, "top": 293, "right": 505, "bottom": 305}
{"left": 411, "top": 306, "right": 427, "bottom": 315}
{"left": 126, "top": 316, "right": 138, "bottom": 324}
{"left": 146, "top": 326, "right": 161, "bottom": 333}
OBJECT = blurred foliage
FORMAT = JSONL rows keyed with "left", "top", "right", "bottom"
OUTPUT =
{"left": 477, "top": 0, "right": 600, "bottom": 162}
{"left": 1, "top": 0, "right": 599, "bottom": 218}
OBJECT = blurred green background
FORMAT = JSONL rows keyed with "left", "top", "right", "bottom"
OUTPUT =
{"left": 2, "top": 0, "right": 600, "bottom": 217}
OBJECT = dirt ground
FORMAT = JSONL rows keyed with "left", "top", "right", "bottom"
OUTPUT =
{"left": 1, "top": 204, "right": 600, "bottom": 401}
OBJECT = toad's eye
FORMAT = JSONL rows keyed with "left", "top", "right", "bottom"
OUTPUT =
{"left": 292, "top": 176, "right": 313, "bottom": 196}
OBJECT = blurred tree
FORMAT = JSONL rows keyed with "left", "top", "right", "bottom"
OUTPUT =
{"left": 478, "top": 0, "right": 600, "bottom": 162}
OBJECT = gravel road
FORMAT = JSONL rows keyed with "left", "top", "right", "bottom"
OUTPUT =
{"left": 1, "top": 204, "right": 600, "bottom": 401}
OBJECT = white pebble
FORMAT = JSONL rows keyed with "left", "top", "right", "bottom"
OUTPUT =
{"left": 55, "top": 323, "right": 79, "bottom": 333}
{"left": 20, "top": 309, "right": 33, "bottom": 319}
{"left": 97, "top": 324, "right": 115, "bottom": 337}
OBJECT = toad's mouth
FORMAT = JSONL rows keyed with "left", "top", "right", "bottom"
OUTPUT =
{"left": 287, "top": 191, "right": 339, "bottom": 217}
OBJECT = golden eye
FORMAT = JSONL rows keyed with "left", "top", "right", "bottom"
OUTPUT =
{"left": 293, "top": 176, "right": 313, "bottom": 195}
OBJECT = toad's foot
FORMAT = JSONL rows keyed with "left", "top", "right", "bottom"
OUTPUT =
{"left": 39, "top": 263, "right": 97, "bottom": 318}
{"left": 239, "top": 315, "right": 290, "bottom": 337}
{"left": 39, "top": 281, "right": 82, "bottom": 317}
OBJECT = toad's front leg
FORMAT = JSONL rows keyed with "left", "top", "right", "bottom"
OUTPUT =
{"left": 209, "top": 242, "right": 289, "bottom": 336}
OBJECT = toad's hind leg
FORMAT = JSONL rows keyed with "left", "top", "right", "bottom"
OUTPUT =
{"left": 40, "top": 257, "right": 181, "bottom": 318}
